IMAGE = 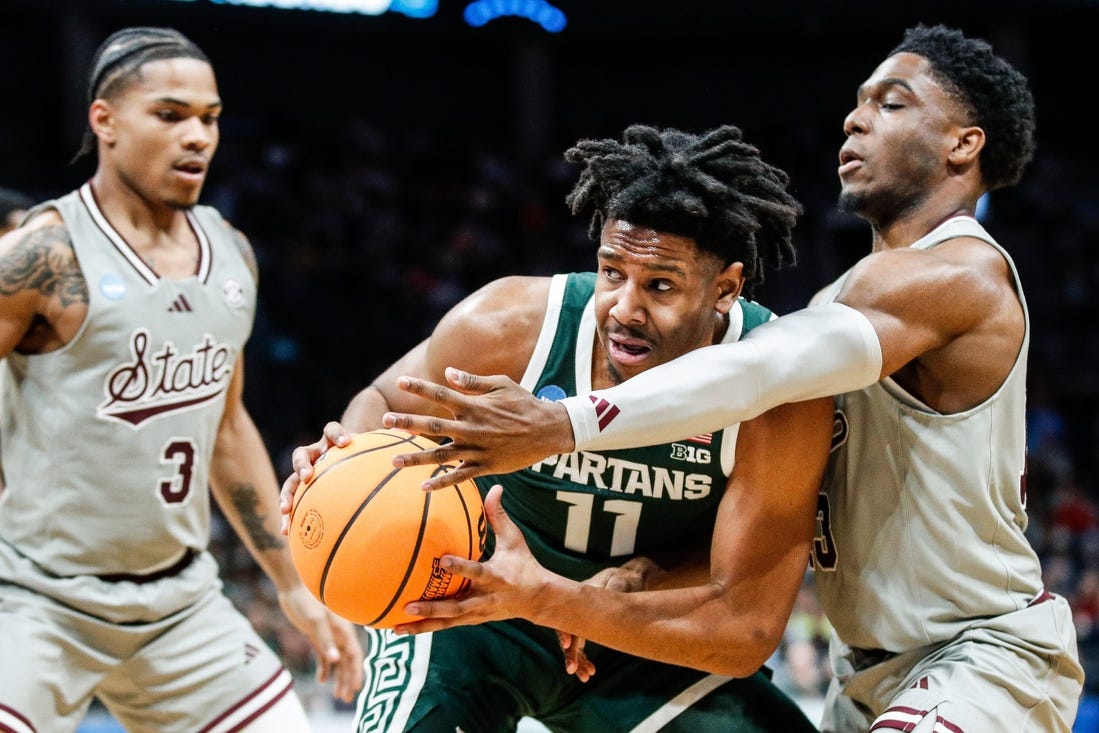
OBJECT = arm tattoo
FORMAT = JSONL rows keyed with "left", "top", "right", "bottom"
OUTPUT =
{"left": 0, "top": 226, "right": 88, "bottom": 307}
{"left": 229, "top": 227, "right": 259, "bottom": 284}
{"left": 227, "top": 481, "right": 285, "bottom": 551}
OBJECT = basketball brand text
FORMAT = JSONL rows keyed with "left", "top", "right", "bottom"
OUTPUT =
{"left": 422, "top": 558, "right": 454, "bottom": 600}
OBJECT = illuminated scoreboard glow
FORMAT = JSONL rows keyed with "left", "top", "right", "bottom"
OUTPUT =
{"left": 166, "top": 0, "right": 568, "bottom": 30}
{"left": 174, "top": 0, "right": 438, "bottom": 17}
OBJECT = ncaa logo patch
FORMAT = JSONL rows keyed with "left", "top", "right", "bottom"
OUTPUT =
{"left": 99, "top": 273, "right": 126, "bottom": 300}
{"left": 536, "top": 385, "right": 567, "bottom": 402}
{"left": 222, "top": 278, "right": 245, "bottom": 308}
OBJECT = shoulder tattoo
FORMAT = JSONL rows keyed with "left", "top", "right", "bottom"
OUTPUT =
{"left": 0, "top": 226, "right": 88, "bottom": 307}
{"left": 230, "top": 227, "right": 259, "bottom": 284}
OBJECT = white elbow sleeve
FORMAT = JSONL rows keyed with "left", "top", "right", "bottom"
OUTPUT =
{"left": 564, "top": 302, "right": 882, "bottom": 452}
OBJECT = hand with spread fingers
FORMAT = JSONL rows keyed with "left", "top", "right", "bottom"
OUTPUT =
{"left": 390, "top": 485, "right": 599, "bottom": 669}
{"left": 392, "top": 484, "right": 660, "bottom": 683}
{"left": 381, "top": 368, "right": 575, "bottom": 491}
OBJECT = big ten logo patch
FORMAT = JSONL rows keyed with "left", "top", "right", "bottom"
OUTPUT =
{"left": 670, "top": 443, "right": 711, "bottom": 464}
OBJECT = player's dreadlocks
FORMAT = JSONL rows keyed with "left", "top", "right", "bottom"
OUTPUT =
{"left": 74, "top": 27, "right": 211, "bottom": 162}
{"left": 892, "top": 24, "right": 1036, "bottom": 191}
{"left": 565, "top": 124, "right": 802, "bottom": 295}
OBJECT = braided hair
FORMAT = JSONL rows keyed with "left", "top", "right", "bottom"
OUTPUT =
{"left": 892, "top": 24, "right": 1036, "bottom": 191}
{"left": 565, "top": 125, "right": 802, "bottom": 294}
{"left": 74, "top": 27, "right": 211, "bottom": 161}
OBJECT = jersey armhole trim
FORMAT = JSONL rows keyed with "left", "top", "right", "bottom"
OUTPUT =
{"left": 520, "top": 273, "right": 568, "bottom": 392}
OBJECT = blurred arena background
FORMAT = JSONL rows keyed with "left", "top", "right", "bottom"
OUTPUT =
{"left": 2, "top": 0, "right": 1098, "bottom": 729}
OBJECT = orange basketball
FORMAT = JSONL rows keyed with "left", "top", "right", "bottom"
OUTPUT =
{"left": 289, "top": 428, "right": 486, "bottom": 628}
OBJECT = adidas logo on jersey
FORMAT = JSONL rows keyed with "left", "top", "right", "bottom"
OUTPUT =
{"left": 167, "top": 293, "right": 193, "bottom": 313}
{"left": 587, "top": 394, "right": 620, "bottom": 431}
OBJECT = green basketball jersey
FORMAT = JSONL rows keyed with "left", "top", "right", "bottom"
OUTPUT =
{"left": 477, "top": 272, "right": 774, "bottom": 581}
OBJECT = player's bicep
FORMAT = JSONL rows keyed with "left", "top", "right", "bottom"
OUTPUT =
{"left": 0, "top": 223, "right": 73, "bottom": 357}
{"left": 383, "top": 276, "right": 549, "bottom": 417}
{"left": 352, "top": 311, "right": 511, "bottom": 428}
{"left": 835, "top": 248, "right": 991, "bottom": 376}
{"left": 368, "top": 338, "right": 444, "bottom": 418}
{"left": 711, "top": 397, "right": 832, "bottom": 582}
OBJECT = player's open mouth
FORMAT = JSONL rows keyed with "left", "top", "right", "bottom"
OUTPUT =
{"left": 608, "top": 337, "right": 653, "bottom": 365}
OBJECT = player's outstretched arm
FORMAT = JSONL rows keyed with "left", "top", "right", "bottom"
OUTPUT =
{"left": 212, "top": 358, "right": 365, "bottom": 702}
{"left": 556, "top": 243, "right": 1012, "bottom": 451}
{"left": 388, "top": 302, "right": 879, "bottom": 489}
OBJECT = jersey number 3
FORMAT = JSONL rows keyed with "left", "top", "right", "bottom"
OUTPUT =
{"left": 159, "top": 438, "right": 197, "bottom": 504}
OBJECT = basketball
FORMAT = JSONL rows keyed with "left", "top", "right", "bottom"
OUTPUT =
{"left": 288, "top": 428, "right": 486, "bottom": 628}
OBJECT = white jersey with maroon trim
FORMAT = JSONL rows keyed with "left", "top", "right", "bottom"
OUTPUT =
{"left": 0, "top": 183, "right": 255, "bottom": 580}
{"left": 811, "top": 215, "right": 1043, "bottom": 652}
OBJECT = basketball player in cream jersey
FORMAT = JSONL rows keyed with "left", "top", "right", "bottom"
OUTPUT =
{"left": 355, "top": 26, "right": 1084, "bottom": 733}
{"left": 284, "top": 125, "right": 834, "bottom": 732}
{"left": 805, "top": 213, "right": 1068, "bottom": 732}
{"left": 0, "top": 27, "right": 361, "bottom": 732}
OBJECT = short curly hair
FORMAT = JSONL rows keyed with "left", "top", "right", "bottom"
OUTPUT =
{"left": 891, "top": 24, "right": 1036, "bottom": 191}
{"left": 564, "top": 124, "right": 802, "bottom": 294}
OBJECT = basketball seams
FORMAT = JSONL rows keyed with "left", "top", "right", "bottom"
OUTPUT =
{"left": 317, "top": 465, "right": 412, "bottom": 603}
{"left": 451, "top": 479, "right": 480, "bottom": 597}
{"left": 445, "top": 472, "right": 477, "bottom": 563}
{"left": 291, "top": 430, "right": 433, "bottom": 520}
{"left": 365, "top": 491, "right": 433, "bottom": 627}
{"left": 290, "top": 428, "right": 483, "bottom": 628}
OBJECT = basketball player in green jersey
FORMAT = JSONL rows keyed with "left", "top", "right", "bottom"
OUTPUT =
{"left": 283, "top": 125, "right": 833, "bottom": 732}
{"left": 0, "top": 27, "right": 362, "bottom": 731}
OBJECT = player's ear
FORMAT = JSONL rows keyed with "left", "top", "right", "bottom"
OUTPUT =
{"left": 714, "top": 261, "right": 744, "bottom": 315}
{"left": 89, "top": 100, "right": 118, "bottom": 146}
{"left": 949, "top": 125, "right": 984, "bottom": 167}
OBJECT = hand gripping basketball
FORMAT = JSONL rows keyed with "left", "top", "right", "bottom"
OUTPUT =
{"left": 288, "top": 428, "right": 487, "bottom": 628}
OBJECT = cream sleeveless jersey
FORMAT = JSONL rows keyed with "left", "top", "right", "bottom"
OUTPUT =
{"left": 811, "top": 215, "right": 1041, "bottom": 652}
{"left": 0, "top": 183, "right": 255, "bottom": 580}
{"left": 481, "top": 272, "right": 774, "bottom": 581}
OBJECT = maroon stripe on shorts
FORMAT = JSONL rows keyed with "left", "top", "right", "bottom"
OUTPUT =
{"left": 1029, "top": 589, "right": 1054, "bottom": 606}
{"left": 196, "top": 668, "right": 293, "bottom": 733}
{"left": 0, "top": 703, "right": 36, "bottom": 733}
